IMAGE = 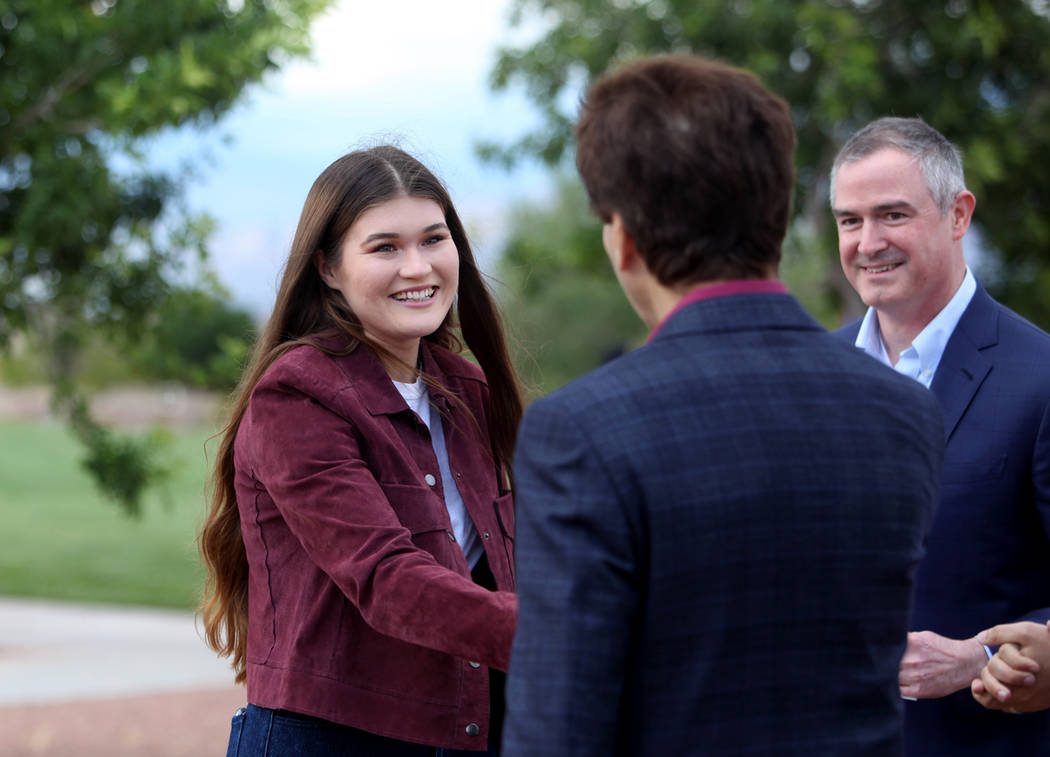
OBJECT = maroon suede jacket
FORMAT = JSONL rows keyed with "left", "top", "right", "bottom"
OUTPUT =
{"left": 234, "top": 337, "right": 517, "bottom": 750}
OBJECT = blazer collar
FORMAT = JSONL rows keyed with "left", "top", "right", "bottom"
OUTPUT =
{"left": 652, "top": 290, "right": 823, "bottom": 343}
{"left": 929, "top": 283, "right": 998, "bottom": 441}
{"left": 648, "top": 280, "right": 788, "bottom": 342}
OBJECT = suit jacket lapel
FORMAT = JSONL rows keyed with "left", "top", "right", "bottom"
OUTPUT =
{"left": 929, "top": 285, "right": 997, "bottom": 442}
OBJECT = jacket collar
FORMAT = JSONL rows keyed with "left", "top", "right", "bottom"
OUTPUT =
{"left": 652, "top": 289, "right": 823, "bottom": 344}
{"left": 320, "top": 337, "right": 459, "bottom": 417}
{"left": 647, "top": 280, "right": 788, "bottom": 342}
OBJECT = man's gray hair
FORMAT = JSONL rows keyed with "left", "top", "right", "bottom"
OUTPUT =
{"left": 829, "top": 117, "right": 967, "bottom": 215}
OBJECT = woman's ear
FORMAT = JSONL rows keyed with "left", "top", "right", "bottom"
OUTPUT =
{"left": 314, "top": 251, "right": 334, "bottom": 288}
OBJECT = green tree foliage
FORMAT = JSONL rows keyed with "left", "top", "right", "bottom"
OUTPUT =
{"left": 130, "top": 280, "right": 255, "bottom": 390}
{"left": 499, "top": 175, "right": 647, "bottom": 394}
{"left": 484, "top": 0, "right": 1050, "bottom": 331}
{"left": 496, "top": 174, "right": 844, "bottom": 394}
{"left": 0, "top": 0, "right": 331, "bottom": 513}
{"left": 0, "top": 282, "right": 254, "bottom": 390}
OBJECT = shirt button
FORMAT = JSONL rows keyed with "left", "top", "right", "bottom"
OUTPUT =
{"left": 469, "top": 661, "right": 481, "bottom": 668}
{"left": 465, "top": 723, "right": 480, "bottom": 737}
{"left": 424, "top": 474, "right": 437, "bottom": 486}
{"left": 447, "top": 531, "right": 456, "bottom": 542}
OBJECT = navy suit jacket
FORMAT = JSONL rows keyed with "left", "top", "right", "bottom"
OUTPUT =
{"left": 504, "top": 292, "right": 944, "bottom": 757}
{"left": 837, "top": 283, "right": 1050, "bottom": 756}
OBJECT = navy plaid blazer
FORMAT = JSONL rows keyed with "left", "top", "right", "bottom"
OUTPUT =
{"left": 503, "top": 291, "right": 944, "bottom": 757}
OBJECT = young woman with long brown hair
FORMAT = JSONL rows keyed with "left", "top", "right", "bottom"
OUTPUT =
{"left": 199, "top": 146, "right": 522, "bottom": 756}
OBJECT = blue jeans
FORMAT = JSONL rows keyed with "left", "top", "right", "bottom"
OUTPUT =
{"left": 226, "top": 704, "right": 498, "bottom": 756}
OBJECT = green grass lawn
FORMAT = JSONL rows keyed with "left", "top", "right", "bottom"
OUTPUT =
{"left": 0, "top": 419, "right": 220, "bottom": 609}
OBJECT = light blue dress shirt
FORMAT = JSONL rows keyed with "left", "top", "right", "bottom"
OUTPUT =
{"left": 393, "top": 377, "right": 483, "bottom": 569}
{"left": 854, "top": 267, "right": 977, "bottom": 388}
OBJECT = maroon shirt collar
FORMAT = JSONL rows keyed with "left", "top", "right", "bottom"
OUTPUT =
{"left": 647, "top": 279, "right": 788, "bottom": 343}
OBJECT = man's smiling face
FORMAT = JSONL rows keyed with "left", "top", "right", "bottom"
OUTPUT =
{"left": 833, "top": 147, "right": 969, "bottom": 332}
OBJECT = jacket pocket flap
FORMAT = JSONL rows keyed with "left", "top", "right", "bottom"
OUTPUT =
{"left": 382, "top": 483, "right": 448, "bottom": 534}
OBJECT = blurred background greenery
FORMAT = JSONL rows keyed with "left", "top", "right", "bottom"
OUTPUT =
{"left": 0, "top": 418, "right": 210, "bottom": 607}
{"left": 2, "top": 0, "right": 1049, "bottom": 608}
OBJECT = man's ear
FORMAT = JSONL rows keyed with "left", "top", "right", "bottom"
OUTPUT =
{"left": 314, "top": 251, "right": 335, "bottom": 288}
{"left": 606, "top": 213, "right": 641, "bottom": 273}
{"left": 950, "top": 190, "right": 976, "bottom": 241}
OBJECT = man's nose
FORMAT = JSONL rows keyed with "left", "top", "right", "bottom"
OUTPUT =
{"left": 858, "top": 221, "right": 888, "bottom": 255}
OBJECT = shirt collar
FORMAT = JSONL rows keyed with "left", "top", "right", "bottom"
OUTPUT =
{"left": 647, "top": 279, "right": 788, "bottom": 343}
{"left": 854, "top": 267, "right": 977, "bottom": 384}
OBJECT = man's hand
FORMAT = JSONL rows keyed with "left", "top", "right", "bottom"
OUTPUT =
{"left": 971, "top": 620, "right": 1050, "bottom": 713}
{"left": 899, "top": 630, "right": 988, "bottom": 699}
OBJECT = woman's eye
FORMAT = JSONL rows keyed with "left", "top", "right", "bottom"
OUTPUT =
{"left": 423, "top": 234, "right": 445, "bottom": 246}
{"left": 374, "top": 243, "right": 397, "bottom": 253}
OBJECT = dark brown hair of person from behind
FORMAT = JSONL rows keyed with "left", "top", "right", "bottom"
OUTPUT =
{"left": 575, "top": 54, "right": 797, "bottom": 285}
{"left": 197, "top": 145, "right": 523, "bottom": 683}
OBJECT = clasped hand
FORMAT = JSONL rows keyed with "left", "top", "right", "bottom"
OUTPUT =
{"left": 970, "top": 620, "right": 1050, "bottom": 714}
{"left": 898, "top": 630, "right": 988, "bottom": 700}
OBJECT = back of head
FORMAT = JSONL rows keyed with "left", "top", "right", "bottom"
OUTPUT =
{"left": 830, "top": 116, "right": 967, "bottom": 215}
{"left": 575, "top": 54, "right": 796, "bottom": 285}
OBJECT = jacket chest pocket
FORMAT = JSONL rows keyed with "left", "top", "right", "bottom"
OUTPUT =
{"left": 493, "top": 491, "right": 516, "bottom": 588}
{"left": 942, "top": 451, "right": 1007, "bottom": 484}
{"left": 494, "top": 491, "right": 514, "bottom": 540}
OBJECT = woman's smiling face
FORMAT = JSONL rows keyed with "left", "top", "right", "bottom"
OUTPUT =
{"left": 318, "top": 194, "right": 459, "bottom": 370}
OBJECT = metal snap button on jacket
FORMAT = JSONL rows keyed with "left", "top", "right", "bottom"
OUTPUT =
{"left": 424, "top": 473, "right": 437, "bottom": 486}
{"left": 465, "top": 723, "right": 480, "bottom": 737}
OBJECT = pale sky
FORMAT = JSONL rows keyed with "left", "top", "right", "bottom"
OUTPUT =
{"left": 151, "top": 0, "right": 554, "bottom": 317}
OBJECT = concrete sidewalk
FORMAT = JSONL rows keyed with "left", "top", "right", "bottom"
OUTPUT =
{"left": 0, "top": 596, "right": 245, "bottom": 756}
{"left": 0, "top": 596, "right": 236, "bottom": 705}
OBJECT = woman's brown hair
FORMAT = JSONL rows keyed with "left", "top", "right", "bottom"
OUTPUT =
{"left": 198, "top": 146, "right": 522, "bottom": 682}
